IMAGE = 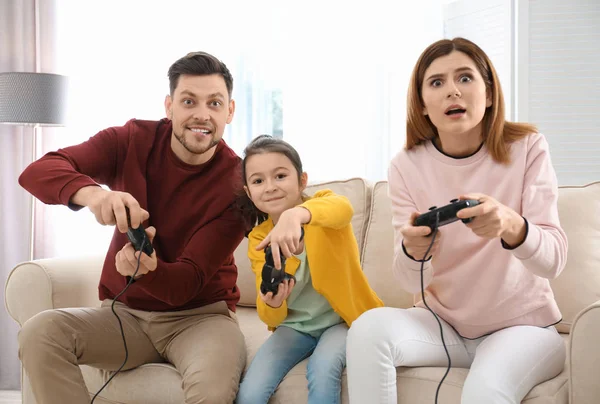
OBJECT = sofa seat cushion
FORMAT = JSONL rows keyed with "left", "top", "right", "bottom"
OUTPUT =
{"left": 79, "top": 309, "right": 568, "bottom": 404}
{"left": 81, "top": 362, "right": 184, "bottom": 404}
{"left": 239, "top": 308, "right": 569, "bottom": 404}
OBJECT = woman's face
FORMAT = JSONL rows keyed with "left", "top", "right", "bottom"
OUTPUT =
{"left": 421, "top": 50, "right": 492, "bottom": 139}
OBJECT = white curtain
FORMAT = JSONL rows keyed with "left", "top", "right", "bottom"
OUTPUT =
{"left": 282, "top": 1, "right": 444, "bottom": 182}
{"left": 1, "top": 0, "right": 60, "bottom": 390}
{"left": 39, "top": 1, "right": 444, "bottom": 257}
{"left": 39, "top": 0, "right": 286, "bottom": 258}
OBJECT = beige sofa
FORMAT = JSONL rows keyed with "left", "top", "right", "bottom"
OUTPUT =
{"left": 5, "top": 178, "right": 600, "bottom": 404}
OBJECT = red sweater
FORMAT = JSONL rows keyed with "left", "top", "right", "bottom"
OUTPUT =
{"left": 19, "top": 118, "right": 246, "bottom": 312}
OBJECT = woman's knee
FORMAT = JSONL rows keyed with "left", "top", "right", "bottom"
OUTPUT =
{"left": 347, "top": 307, "right": 407, "bottom": 351}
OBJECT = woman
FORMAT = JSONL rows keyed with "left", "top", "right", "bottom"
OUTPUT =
{"left": 346, "top": 37, "right": 568, "bottom": 404}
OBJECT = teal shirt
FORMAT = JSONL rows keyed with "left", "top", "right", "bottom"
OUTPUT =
{"left": 281, "top": 248, "right": 343, "bottom": 337}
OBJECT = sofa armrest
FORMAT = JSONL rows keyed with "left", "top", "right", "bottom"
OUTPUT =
{"left": 5, "top": 255, "right": 105, "bottom": 326}
{"left": 569, "top": 298, "right": 600, "bottom": 404}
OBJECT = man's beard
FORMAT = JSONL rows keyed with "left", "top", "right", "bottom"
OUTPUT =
{"left": 174, "top": 129, "right": 219, "bottom": 155}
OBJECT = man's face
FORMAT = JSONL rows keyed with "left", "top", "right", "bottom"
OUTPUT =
{"left": 165, "top": 74, "right": 235, "bottom": 165}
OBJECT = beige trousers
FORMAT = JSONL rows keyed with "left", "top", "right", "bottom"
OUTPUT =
{"left": 18, "top": 300, "right": 246, "bottom": 404}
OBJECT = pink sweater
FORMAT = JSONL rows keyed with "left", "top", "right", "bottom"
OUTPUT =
{"left": 388, "top": 133, "right": 568, "bottom": 338}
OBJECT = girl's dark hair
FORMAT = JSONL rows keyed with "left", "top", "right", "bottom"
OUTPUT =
{"left": 236, "top": 135, "right": 304, "bottom": 233}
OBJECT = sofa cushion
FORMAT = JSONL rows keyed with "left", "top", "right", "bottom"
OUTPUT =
{"left": 304, "top": 177, "right": 372, "bottom": 249}
{"left": 235, "top": 177, "right": 372, "bottom": 307}
{"left": 552, "top": 181, "right": 600, "bottom": 333}
{"left": 238, "top": 308, "right": 568, "bottom": 404}
{"left": 237, "top": 306, "right": 271, "bottom": 367}
{"left": 78, "top": 309, "right": 569, "bottom": 404}
{"left": 234, "top": 237, "right": 256, "bottom": 307}
{"left": 361, "top": 181, "right": 416, "bottom": 309}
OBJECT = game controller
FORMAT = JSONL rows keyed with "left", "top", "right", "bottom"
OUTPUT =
{"left": 125, "top": 208, "right": 154, "bottom": 256}
{"left": 259, "top": 228, "right": 304, "bottom": 296}
{"left": 260, "top": 246, "right": 296, "bottom": 296}
{"left": 414, "top": 198, "right": 480, "bottom": 230}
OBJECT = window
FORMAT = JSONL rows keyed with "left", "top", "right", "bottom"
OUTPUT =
{"left": 517, "top": 0, "right": 600, "bottom": 186}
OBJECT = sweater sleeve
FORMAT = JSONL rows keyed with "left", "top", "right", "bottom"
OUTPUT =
{"left": 299, "top": 189, "right": 354, "bottom": 229}
{"left": 505, "top": 133, "right": 568, "bottom": 279}
{"left": 131, "top": 203, "right": 246, "bottom": 307}
{"left": 247, "top": 226, "right": 288, "bottom": 328}
{"left": 388, "top": 157, "right": 435, "bottom": 294}
{"left": 18, "top": 122, "right": 130, "bottom": 209}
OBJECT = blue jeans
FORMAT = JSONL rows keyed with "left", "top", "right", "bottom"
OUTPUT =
{"left": 236, "top": 323, "right": 348, "bottom": 404}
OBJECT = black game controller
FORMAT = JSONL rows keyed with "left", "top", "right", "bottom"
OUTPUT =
{"left": 260, "top": 246, "right": 296, "bottom": 296}
{"left": 414, "top": 199, "right": 480, "bottom": 231}
{"left": 259, "top": 228, "right": 304, "bottom": 296}
{"left": 125, "top": 208, "right": 154, "bottom": 256}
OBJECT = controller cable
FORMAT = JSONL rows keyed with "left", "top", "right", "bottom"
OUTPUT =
{"left": 418, "top": 213, "right": 451, "bottom": 404}
{"left": 90, "top": 234, "right": 148, "bottom": 403}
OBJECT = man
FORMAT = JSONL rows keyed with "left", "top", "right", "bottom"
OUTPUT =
{"left": 18, "top": 51, "right": 247, "bottom": 404}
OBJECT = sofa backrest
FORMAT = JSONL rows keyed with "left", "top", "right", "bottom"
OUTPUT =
{"left": 551, "top": 181, "right": 600, "bottom": 332}
{"left": 236, "top": 178, "right": 372, "bottom": 307}
{"left": 236, "top": 178, "right": 600, "bottom": 335}
{"left": 360, "top": 181, "right": 415, "bottom": 309}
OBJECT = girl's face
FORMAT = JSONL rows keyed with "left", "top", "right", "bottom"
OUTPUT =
{"left": 421, "top": 50, "right": 492, "bottom": 140}
{"left": 244, "top": 152, "right": 307, "bottom": 222}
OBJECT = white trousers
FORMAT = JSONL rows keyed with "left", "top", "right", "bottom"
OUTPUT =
{"left": 346, "top": 307, "right": 565, "bottom": 404}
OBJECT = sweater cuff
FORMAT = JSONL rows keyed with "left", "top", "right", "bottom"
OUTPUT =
{"left": 402, "top": 240, "right": 432, "bottom": 262}
{"left": 132, "top": 262, "right": 160, "bottom": 285}
{"left": 398, "top": 241, "right": 433, "bottom": 274}
{"left": 60, "top": 179, "right": 101, "bottom": 211}
{"left": 505, "top": 218, "right": 542, "bottom": 260}
{"left": 501, "top": 217, "right": 529, "bottom": 250}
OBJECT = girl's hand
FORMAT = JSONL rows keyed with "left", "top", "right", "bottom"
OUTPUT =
{"left": 260, "top": 279, "right": 295, "bottom": 308}
{"left": 457, "top": 194, "right": 526, "bottom": 247}
{"left": 256, "top": 207, "right": 311, "bottom": 269}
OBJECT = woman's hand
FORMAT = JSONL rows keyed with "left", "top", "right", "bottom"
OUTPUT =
{"left": 457, "top": 194, "right": 526, "bottom": 247}
{"left": 400, "top": 212, "right": 442, "bottom": 260}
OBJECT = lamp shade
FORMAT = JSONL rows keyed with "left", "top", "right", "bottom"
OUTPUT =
{"left": 0, "top": 72, "right": 68, "bottom": 126}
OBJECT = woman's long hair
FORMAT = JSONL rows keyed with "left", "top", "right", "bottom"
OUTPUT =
{"left": 406, "top": 37, "right": 537, "bottom": 163}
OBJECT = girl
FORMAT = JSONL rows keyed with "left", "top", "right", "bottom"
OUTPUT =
{"left": 236, "top": 135, "right": 383, "bottom": 404}
{"left": 346, "top": 37, "right": 568, "bottom": 404}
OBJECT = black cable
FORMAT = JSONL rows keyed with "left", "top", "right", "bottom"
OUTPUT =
{"left": 419, "top": 213, "right": 451, "bottom": 404}
{"left": 90, "top": 235, "right": 147, "bottom": 403}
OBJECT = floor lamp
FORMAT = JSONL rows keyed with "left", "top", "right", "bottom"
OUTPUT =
{"left": 0, "top": 72, "right": 68, "bottom": 260}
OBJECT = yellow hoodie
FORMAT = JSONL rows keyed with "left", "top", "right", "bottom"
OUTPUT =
{"left": 247, "top": 189, "right": 384, "bottom": 330}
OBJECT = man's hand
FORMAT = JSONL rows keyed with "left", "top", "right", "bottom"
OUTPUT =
{"left": 256, "top": 207, "right": 311, "bottom": 269}
{"left": 71, "top": 186, "right": 149, "bottom": 233}
{"left": 260, "top": 279, "right": 295, "bottom": 308}
{"left": 115, "top": 226, "right": 157, "bottom": 278}
{"left": 400, "top": 211, "right": 442, "bottom": 260}
{"left": 457, "top": 193, "right": 526, "bottom": 247}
